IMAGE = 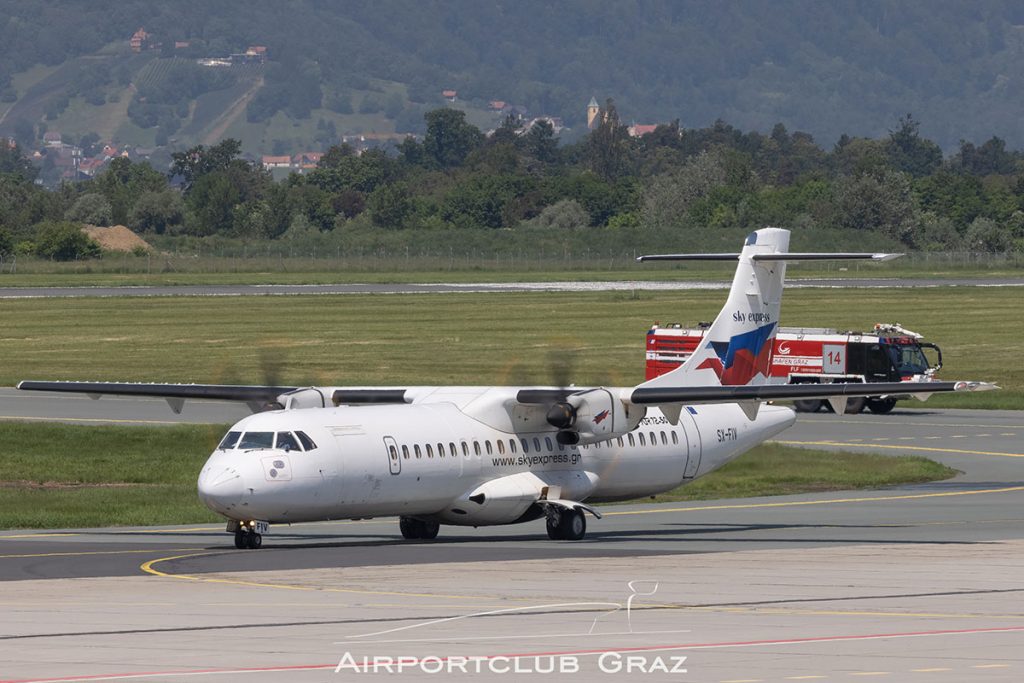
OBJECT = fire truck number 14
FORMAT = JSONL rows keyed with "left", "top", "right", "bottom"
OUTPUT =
{"left": 827, "top": 350, "right": 842, "bottom": 366}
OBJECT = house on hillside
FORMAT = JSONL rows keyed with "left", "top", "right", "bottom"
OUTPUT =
{"left": 231, "top": 46, "right": 268, "bottom": 65}
{"left": 130, "top": 28, "right": 151, "bottom": 53}
{"left": 292, "top": 152, "right": 323, "bottom": 170}
{"left": 442, "top": 90, "right": 457, "bottom": 102}
{"left": 628, "top": 123, "right": 659, "bottom": 137}
{"left": 261, "top": 155, "right": 292, "bottom": 170}
{"left": 43, "top": 131, "right": 62, "bottom": 147}
{"left": 489, "top": 100, "right": 506, "bottom": 111}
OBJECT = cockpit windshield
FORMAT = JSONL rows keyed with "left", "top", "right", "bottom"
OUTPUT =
{"left": 238, "top": 431, "right": 274, "bottom": 450}
{"left": 276, "top": 432, "right": 300, "bottom": 452}
{"left": 216, "top": 430, "right": 317, "bottom": 451}
{"left": 887, "top": 344, "right": 929, "bottom": 375}
{"left": 218, "top": 431, "right": 241, "bottom": 450}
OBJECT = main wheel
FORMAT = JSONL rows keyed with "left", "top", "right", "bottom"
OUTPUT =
{"left": 556, "top": 509, "right": 586, "bottom": 541}
{"left": 793, "top": 399, "right": 822, "bottom": 413}
{"left": 845, "top": 396, "right": 866, "bottom": 414}
{"left": 867, "top": 398, "right": 897, "bottom": 414}
{"left": 546, "top": 515, "right": 562, "bottom": 540}
{"left": 247, "top": 532, "right": 262, "bottom": 549}
{"left": 399, "top": 517, "right": 420, "bottom": 539}
{"left": 420, "top": 520, "right": 440, "bottom": 540}
{"left": 234, "top": 530, "right": 246, "bottom": 549}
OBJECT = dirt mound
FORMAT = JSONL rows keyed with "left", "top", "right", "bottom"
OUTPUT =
{"left": 82, "top": 225, "right": 153, "bottom": 253}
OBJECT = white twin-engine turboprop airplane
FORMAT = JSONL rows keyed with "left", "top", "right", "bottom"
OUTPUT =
{"left": 19, "top": 228, "right": 995, "bottom": 548}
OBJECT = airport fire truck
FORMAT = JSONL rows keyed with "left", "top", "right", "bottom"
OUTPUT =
{"left": 645, "top": 322, "right": 943, "bottom": 414}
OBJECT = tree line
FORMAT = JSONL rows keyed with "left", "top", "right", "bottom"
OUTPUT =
{"left": 2, "top": 104, "right": 1024, "bottom": 261}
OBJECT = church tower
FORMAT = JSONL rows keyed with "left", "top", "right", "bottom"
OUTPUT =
{"left": 587, "top": 96, "right": 600, "bottom": 129}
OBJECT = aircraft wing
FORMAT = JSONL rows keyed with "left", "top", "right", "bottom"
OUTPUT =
{"left": 629, "top": 380, "right": 997, "bottom": 406}
{"left": 16, "top": 380, "right": 298, "bottom": 413}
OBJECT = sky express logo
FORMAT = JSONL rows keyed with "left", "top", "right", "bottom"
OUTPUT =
{"left": 697, "top": 321, "right": 776, "bottom": 385}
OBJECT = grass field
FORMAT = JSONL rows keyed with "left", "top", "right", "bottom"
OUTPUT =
{"left": 0, "top": 423, "right": 955, "bottom": 529}
{"left": 1, "top": 288, "right": 1018, "bottom": 408}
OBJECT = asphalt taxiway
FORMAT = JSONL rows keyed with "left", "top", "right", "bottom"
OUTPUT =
{"left": 2, "top": 398, "right": 1022, "bottom": 681}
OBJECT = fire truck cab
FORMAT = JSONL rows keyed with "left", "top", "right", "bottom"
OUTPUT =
{"left": 645, "top": 322, "right": 942, "bottom": 414}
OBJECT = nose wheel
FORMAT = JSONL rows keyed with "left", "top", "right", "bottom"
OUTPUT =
{"left": 234, "top": 529, "right": 263, "bottom": 549}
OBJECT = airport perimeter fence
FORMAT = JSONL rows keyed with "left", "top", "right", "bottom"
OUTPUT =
{"left": 1, "top": 248, "right": 1023, "bottom": 277}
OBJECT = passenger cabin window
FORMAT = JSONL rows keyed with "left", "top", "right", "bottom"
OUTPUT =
{"left": 628, "top": 433, "right": 635, "bottom": 447}
{"left": 671, "top": 432, "right": 679, "bottom": 445}
{"left": 617, "top": 437, "right": 624, "bottom": 447}
{"left": 462, "top": 442, "right": 469, "bottom": 457}
{"left": 437, "top": 443, "right": 445, "bottom": 458}
{"left": 497, "top": 440, "right": 505, "bottom": 455}
{"left": 638, "top": 433, "right": 646, "bottom": 447}
{"left": 218, "top": 431, "right": 241, "bottom": 450}
{"left": 449, "top": 442, "right": 457, "bottom": 457}
{"left": 239, "top": 432, "right": 273, "bottom": 450}
{"left": 414, "top": 445, "right": 422, "bottom": 459}
{"left": 510, "top": 439, "right": 517, "bottom": 454}
{"left": 521, "top": 438, "right": 530, "bottom": 453}
{"left": 426, "top": 444, "right": 434, "bottom": 458}
{"left": 276, "top": 432, "right": 300, "bottom": 452}
{"left": 533, "top": 437, "right": 541, "bottom": 452}
{"left": 389, "top": 445, "right": 398, "bottom": 462}
{"left": 660, "top": 431, "right": 667, "bottom": 445}
{"left": 473, "top": 441, "right": 481, "bottom": 456}
{"left": 296, "top": 431, "right": 318, "bottom": 451}
{"left": 545, "top": 437, "right": 553, "bottom": 451}
{"left": 402, "top": 445, "right": 410, "bottom": 460}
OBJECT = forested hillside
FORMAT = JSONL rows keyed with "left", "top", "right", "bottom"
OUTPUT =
{"left": 3, "top": 1, "right": 1024, "bottom": 153}
{"left": 2, "top": 104, "right": 1022, "bottom": 264}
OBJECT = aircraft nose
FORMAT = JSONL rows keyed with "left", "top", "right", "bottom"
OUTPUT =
{"left": 197, "top": 465, "right": 246, "bottom": 514}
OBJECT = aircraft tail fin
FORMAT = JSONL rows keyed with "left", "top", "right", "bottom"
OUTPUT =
{"left": 635, "top": 227, "right": 900, "bottom": 390}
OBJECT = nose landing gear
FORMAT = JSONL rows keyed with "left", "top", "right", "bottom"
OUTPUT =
{"left": 234, "top": 529, "right": 262, "bottom": 549}
{"left": 228, "top": 520, "right": 267, "bottom": 549}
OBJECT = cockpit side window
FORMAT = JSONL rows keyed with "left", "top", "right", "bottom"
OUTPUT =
{"left": 296, "top": 431, "right": 318, "bottom": 451}
{"left": 238, "top": 431, "right": 274, "bottom": 450}
{"left": 276, "top": 432, "right": 301, "bottom": 452}
{"left": 218, "top": 431, "right": 242, "bottom": 450}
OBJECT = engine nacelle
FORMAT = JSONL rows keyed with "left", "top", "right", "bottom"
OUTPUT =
{"left": 569, "top": 388, "right": 646, "bottom": 444}
{"left": 280, "top": 388, "right": 328, "bottom": 410}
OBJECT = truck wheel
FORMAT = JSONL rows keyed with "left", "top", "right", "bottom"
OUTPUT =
{"left": 794, "top": 399, "right": 822, "bottom": 413}
{"left": 867, "top": 398, "right": 897, "bottom": 414}
{"left": 845, "top": 397, "right": 866, "bottom": 414}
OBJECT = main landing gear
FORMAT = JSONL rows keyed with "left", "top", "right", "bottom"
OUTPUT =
{"left": 546, "top": 507, "right": 586, "bottom": 541}
{"left": 400, "top": 516, "right": 440, "bottom": 540}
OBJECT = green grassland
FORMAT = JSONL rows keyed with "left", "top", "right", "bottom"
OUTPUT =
{"left": 0, "top": 287, "right": 1018, "bottom": 408}
{"left": 0, "top": 422, "right": 955, "bottom": 529}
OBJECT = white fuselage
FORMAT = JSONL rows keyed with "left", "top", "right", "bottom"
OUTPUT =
{"left": 197, "top": 386, "right": 796, "bottom": 527}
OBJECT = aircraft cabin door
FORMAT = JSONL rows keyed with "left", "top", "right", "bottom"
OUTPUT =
{"left": 383, "top": 436, "right": 401, "bottom": 475}
{"left": 679, "top": 410, "right": 703, "bottom": 478}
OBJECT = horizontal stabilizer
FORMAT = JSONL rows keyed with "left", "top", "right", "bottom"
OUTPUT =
{"left": 637, "top": 252, "right": 902, "bottom": 262}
